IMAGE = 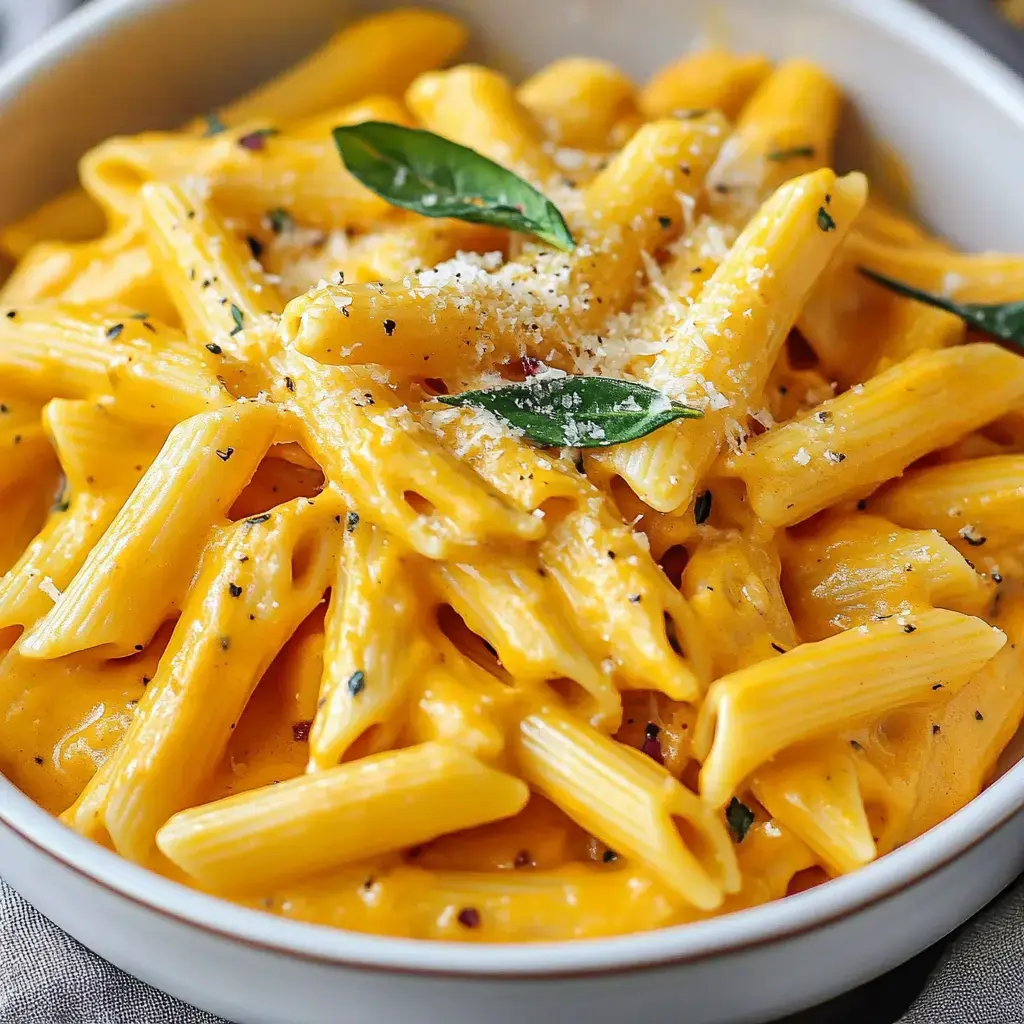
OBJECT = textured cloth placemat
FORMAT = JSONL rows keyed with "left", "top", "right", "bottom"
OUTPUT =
{"left": 2, "top": 871, "right": 1024, "bottom": 1024}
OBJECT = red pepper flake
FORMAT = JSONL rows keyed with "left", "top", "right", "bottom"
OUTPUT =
{"left": 382, "top": 318, "right": 397, "bottom": 336}
{"left": 641, "top": 723, "right": 664, "bottom": 765}
{"left": 238, "top": 127, "right": 279, "bottom": 151}
{"left": 520, "top": 355, "right": 542, "bottom": 376}
{"left": 456, "top": 907, "right": 480, "bottom": 929}
{"left": 292, "top": 720, "right": 312, "bottom": 742}
{"left": 932, "top": 724, "right": 941, "bottom": 735}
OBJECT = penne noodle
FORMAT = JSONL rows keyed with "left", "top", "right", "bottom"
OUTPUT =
{"left": 157, "top": 742, "right": 529, "bottom": 891}
{"left": 724, "top": 344, "right": 1024, "bottom": 528}
{"left": 695, "top": 608, "right": 1006, "bottom": 808}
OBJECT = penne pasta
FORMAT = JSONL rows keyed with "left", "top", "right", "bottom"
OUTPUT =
{"left": 157, "top": 742, "right": 529, "bottom": 891}
{"left": 724, "top": 344, "right": 1024, "bottom": 528}
{"left": 695, "top": 608, "right": 1006, "bottom": 808}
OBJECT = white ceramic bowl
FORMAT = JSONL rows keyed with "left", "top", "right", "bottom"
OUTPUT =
{"left": 2, "top": 2, "right": 1024, "bottom": 1022}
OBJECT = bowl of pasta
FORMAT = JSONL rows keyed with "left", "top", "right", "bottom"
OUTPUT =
{"left": 1, "top": 0, "right": 1024, "bottom": 1021}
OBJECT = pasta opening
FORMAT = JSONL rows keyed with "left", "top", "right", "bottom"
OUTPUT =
{"left": 290, "top": 531, "right": 321, "bottom": 588}
{"left": 786, "top": 866, "right": 830, "bottom": 896}
{"left": 659, "top": 545, "right": 689, "bottom": 589}
{"left": 419, "top": 377, "right": 450, "bottom": 396}
{"left": 403, "top": 490, "right": 436, "bottom": 517}
{"left": 785, "top": 330, "right": 819, "bottom": 370}
{"left": 673, "top": 815, "right": 720, "bottom": 884}
{"left": 537, "top": 497, "right": 575, "bottom": 525}
{"left": 663, "top": 612, "right": 684, "bottom": 656}
{"left": 436, "top": 604, "right": 508, "bottom": 680}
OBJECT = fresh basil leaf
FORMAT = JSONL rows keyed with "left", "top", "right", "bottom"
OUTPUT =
{"left": 859, "top": 267, "right": 1024, "bottom": 346}
{"left": 437, "top": 376, "right": 702, "bottom": 448}
{"left": 332, "top": 121, "right": 575, "bottom": 252}
{"left": 726, "top": 797, "right": 755, "bottom": 843}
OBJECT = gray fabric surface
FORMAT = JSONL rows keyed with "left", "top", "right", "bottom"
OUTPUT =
{"left": 0, "top": 878, "right": 222, "bottom": 1024}
{"left": 898, "top": 882, "right": 1024, "bottom": 1024}
{"left": 2, "top": 868, "right": 1024, "bottom": 1024}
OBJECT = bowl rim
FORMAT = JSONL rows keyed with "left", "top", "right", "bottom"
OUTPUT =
{"left": 3, "top": 0, "right": 1024, "bottom": 979}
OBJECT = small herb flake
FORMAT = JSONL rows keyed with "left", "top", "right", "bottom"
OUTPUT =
{"left": 975, "top": 710, "right": 985, "bottom": 721}
{"left": 203, "top": 111, "right": 227, "bottom": 136}
{"left": 817, "top": 206, "right": 836, "bottom": 232}
{"left": 245, "top": 513, "right": 272, "bottom": 526}
{"left": 345, "top": 511, "right": 359, "bottom": 532}
{"left": 229, "top": 304, "right": 245, "bottom": 335}
{"left": 347, "top": 669, "right": 366, "bottom": 696}
{"left": 768, "top": 146, "right": 816, "bottom": 162}
{"left": 206, "top": 343, "right": 223, "bottom": 355}
{"left": 267, "top": 207, "right": 293, "bottom": 234}
{"left": 105, "top": 323, "right": 124, "bottom": 340}
{"left": 215, "top": 447, "right": 234, "bottom": 461}
{"left": 771, "top": 642, "right": 786, "bottom": 654}
{"left": 726, "top": 797, "right": 755, "bottom": 843}
{"left": 228, "top": 582, "right": 243, "bottom": 598}
{"left": 602, "top": 849, "right": 618, "bottom": 863}
{"left": 284, "top": 376, "right": 295, "bottom": 392}
{"left": 382, "top": 318, "right": 397, "bottom": 336}
{"left": 246, "top": 235, "right": 264, "bottom": 260}
{"left": 694, "top": 489, "right": 713, "bottom": 525}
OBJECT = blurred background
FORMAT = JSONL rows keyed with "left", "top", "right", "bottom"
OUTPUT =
{"left": 0, "top": 1, "right": 1023, "bottom": 71}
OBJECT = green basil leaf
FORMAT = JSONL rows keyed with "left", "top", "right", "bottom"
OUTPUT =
{"left": 332, "top": 121, "right": 575, "bottom": 252}
{"left": 859, "top": 268, "right": 1024, "bottom": 346}
{"left": 726, "top": 797, "right": 755, "bottom": 843}
{"left": 437, "top": 376, "right": 702, "bottom": 448}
